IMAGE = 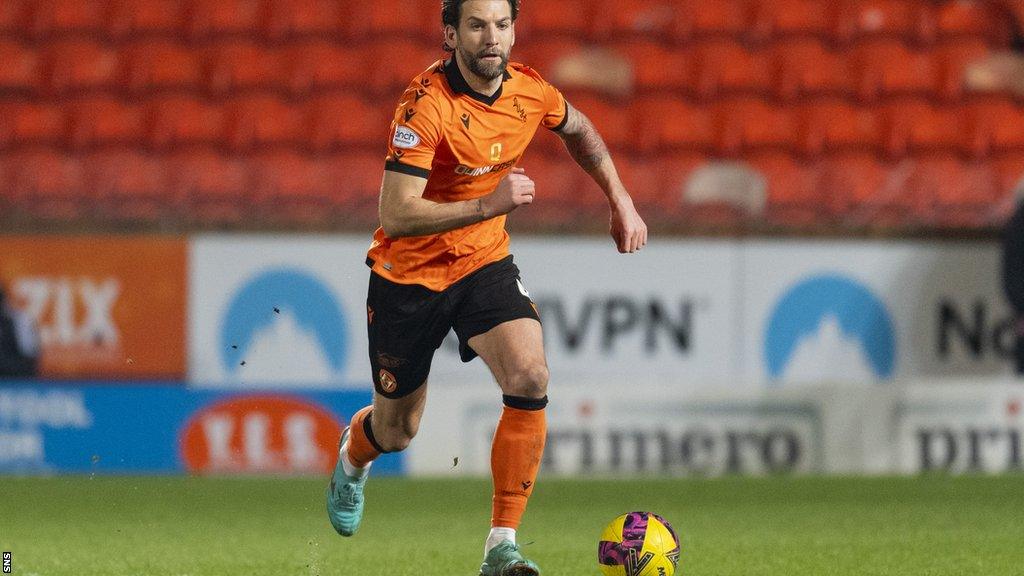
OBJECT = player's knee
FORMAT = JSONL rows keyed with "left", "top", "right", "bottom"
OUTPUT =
{"left": 505, "top": 364, "right": 549, "bottom": 399}
{"left": 373, "top": 418, "right": 419, "bottom": 452}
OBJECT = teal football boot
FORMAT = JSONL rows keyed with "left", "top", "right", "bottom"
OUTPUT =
{"left": 480, "top": 541, "right": 541, "bottom": 576}
{"left": 326, "top": 427, "right": 367, "bottom": 536}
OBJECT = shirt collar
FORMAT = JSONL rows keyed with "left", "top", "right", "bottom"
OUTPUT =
{"left": 444, "top": 57, "right": 512, "bottom": 106}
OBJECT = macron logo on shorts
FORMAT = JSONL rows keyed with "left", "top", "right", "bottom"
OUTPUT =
{"left": 392, "top": 125, "right": 421, "bottom": 149}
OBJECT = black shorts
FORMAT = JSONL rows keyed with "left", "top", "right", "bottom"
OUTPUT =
{"left": 366, "top": 255, "right": 540, "bottom": 398}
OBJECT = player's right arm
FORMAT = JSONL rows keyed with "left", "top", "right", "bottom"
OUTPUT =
{"left": 379, "top": 168, "right": 535, "bottom": 238}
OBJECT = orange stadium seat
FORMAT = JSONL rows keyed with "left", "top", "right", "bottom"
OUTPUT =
{"left": 835, "top": 0, "right": 931, "bottom": 43}
{"left": 625, "top": 152, "right": 706, "bottom": 213}
{"left": 184, "top": 0, "right": 262, "bottom": 38}
{"left": 305, "top": 94, "right": 391, "bottom": 152}
{"left": 609, "top": 40, "right": 695, "bottom": 94}
{"left": 0, "top": 0, "right": 31, "bottom": 35}
{"left": 107, "top": 0, "right": 186, "bottom": 37}
{"left": 566, "top": 94, "right": 632, "bottom": 151}
{"left": 44, "top": 40, "right": 122, "bottom": 94}
{"left": 283, "top": 41, "right": 366, "bottom": 95}
{"left": 513, "top": 0, "right": 595, "bottom": 40}
{"left": 591, "top": 0, "right": 679, "bottom": 40}
{"left": 252, "top": 152, "right": 339, "bottom": 225}
{"left": 29, "top": 0, "right": 112, "bottom": 37}
{"left": 0, "top": 102, "right": 65, "bottom": 148}
{"left": 674, "top": 0, "right": 752, "bottom": 40}
{"left": 934, "top": 0, "right": 1009, "bottom": 43}
{"left": 7, "top": 150, "right": 90, "bottom": 220}
{"left": 66, "top": 97, "right": 145, "bottom": 149}
{"left": 853, "top": 41, "right": 939, "bottom": 101}
{"left": 516, "top": 156, "right": 590, "bottom": 217}
{"left": 715, "top": 99, "right": 799, "bottom": 154}
{"left": 881, "top": 100, "right": 964, "bottom": 157}
{"left": 367, "top": 40, "right": 448, "bottom": 96}
{"left": 203, "top": 41, "right": 289, "bottom": 96}
{"left": 750, "top": 0, "right": 838, "bottom": 39}
{"left": 86, "top": 151, "right": 173, "bottom": 222}
{"left": 331, "top": 152, "right": 388, "bottom": 219}
{"left": 633, "top": 96, "right": 715, "bottom": 153}
{"left": 905, "top": 156, "right": 1000, "bottom": 227}
{"left": 262, "top": 0, "right": 343, "bottom": 39}
{"left": 223, "top": 95, "right": 304, "bottom": 151}
{"left": 939, "top": 39, "right": 994, "bottom": 100}
{"left": 511, "top": 38, "right": 586, "bottom": 80}
{"left": 748, "top": 154, "right": 824, "bottom": 227}
{"left": 145, "top": 95, "right": 225, "bottom": 148}
{"left": 341, "top": 1, "right": 438, "bottom": 42}
{"left": 0, "top": 41, "right": 41, "bottom": 93}
{"left": 123, "top": 40, "right": 203, "bottom": 94}
{"left": 798, "top": 99, "right": 880, "bottom": 155}
{"left": 168, "top": 151, "right": 252, "bottom": 225}
{"left": 819, "top": 153, "right": 892, "bottom": 215}
{"left": 772, "top": 40, "right": 857, "bottom": 99}
{"left": 693, "top": 41, "right": 773, "bottom": 97}
{"left": 964, "top": 97, "right": 1024, "bottom": 155}
{"left": 996, "top": 156, "right": 1024, "bottom": 199}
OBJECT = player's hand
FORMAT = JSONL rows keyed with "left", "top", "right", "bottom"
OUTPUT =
{"left": 483, "top": 168, "right": 535, "bottom": 217}
{"left": 609, "top": 195, "right": 648, "bottom": 253}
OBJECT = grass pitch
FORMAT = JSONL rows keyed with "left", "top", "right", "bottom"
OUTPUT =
{"left": 2, "top": 475, "right": 1023, "bottom": 575}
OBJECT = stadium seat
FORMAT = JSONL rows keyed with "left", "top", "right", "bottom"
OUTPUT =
{"left": 29, "top": 0, "right": 112, "bottom": 37}
{"left": 184, "top": 0, "right": 262, "bottom": 38}
{"left": 0, "top": 102, "right": 65, "bottom": 148}
{"left": 609, "top": 40, "right": 694, "bottom": 94}
{"left": 203, "top": 41, "right": 289, "bottom": 96}
{"left": 66, "top": 97, "right": 145, "bottom": 149}
{"left": 591, "top": 0, "right": 679, "bottom": 40}
{"left": 305, "top": 94, "right": 391, "bottom": 152}
{"left": 881, "top": 100, "right": 964, "bottom": 157}
{"left": 798, "top": 99, "right": 880, "bottom": 155}
{"left": 332, "top": 152, "right": 388, "bottom": 221}
{"left": 512, "top": 39, "right": 587, "bottom": 80}
{"left": 674, "top": 0, "right": 752, "bottom": 40}
{"left": 262, "top": 0, "right": 343, "bottom": 39}
{"left": 341, "top": 1, "right": 437, "bottom": 42}
{"left": 996, "top": 156, "right": 1024, "bottom": 201}
{"left": 86, "top": 151, "right": 174, "bottom": 223}
{"left": 693, "top": 41, "right": 773, "bottom": 98}
{"left": 835, "top": 0, "right": 930, "bottom": 44}
{"left": 107, "top": 0, "right": 186, "bottom": 37}
{"left": 0, "top": 41, "right": 42, "bottom": 93}
{"left": 934, "top": 0, "right": 1010, "bottom": 44}
{"left": 748, "top": 153, "right": 824, "bottom": 226}
{"left": 7, "top": 149, "right": 90, "bottom": 220}
{"left": 633, "top": 96, "right": 715, "bottom": 153}
{"left": 819, "top": 153, "right": 892, "bottom": 214}
{"left": 905, "top": 156, "right": 1000, "bottom": 227}
{"left": 0, "top": 0, "right": 31, "bottom": 36}
{"left": 283, "top": 41, "right": 366, "bottom": 95}
{"left": 513, "top": 0, "right": 595, "bottom": 40}
{"left": 939, "top": 39, "right": 995, "bottom": 100}
{"left": 853, "top": 41, "right": 939, "bottom": 101}
{"left": 517, "top": 155, "right": 593, "bottom": 218}
{"left": 568, "top": 94, "right": 632, "bottom": 151}
{"left": 626, "top": 152, "right": 707, "bottom": 213}
{"left": 44, "top": 40, "right": 122, "bottom": 94}
{"left": 145, "top": 95, "right": 225, "bottom": 149}
{"left": 750, "top": 0, "right": 837, "bottom": 40}
{"left": 168, "top": 150, "right": 252, "bottom": 225}
{"left": 223, "top": 95, "right": 304, "bottom": 151}
{"left": 964, "top": 97, "right": 1024, "bottom": 155}
{"left": 366, "top": 40, "right": 448, "bottom": 96}
{"left": 252, "top": 152, "right": 338, "bottom": 226}
{"left": 714, "top": 98, "right": 799, "bottom": 154}
{"left": 123, "top": 40, "right": 203, "bottom": 94}
{"left": 772, "top": 40, "right": 856, "bottom": 99}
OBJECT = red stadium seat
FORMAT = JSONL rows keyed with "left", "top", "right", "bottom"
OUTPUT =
{"left": 627, "top": 152, "right": 707, "bottom": 213}
{"left": 964, "top": 97, "right": 1024, "bottom": 155}
{"left": 0, "top": 102, "right": 65, "bottom": 148}
{"left": 591, "top": 0, "right": 679, "bottom": 40}
{"left": 819, "top": 153, "right": 892, "bottom": 214}
{"left": 252, "top": 152, "right": 339, "bottom": 226}
{"left": 86, "top": 151, "right": 173, "bottom": 223}
{"left": 43, "top": 40, "right": 122, "bottom": 94}
{"left": 7, "top": 150, "right": 90, "bottom": 220}
{"left": 881, "top": 100, "right": 964, "bottom": 157}
{"left": 168, "top": 151, "right": 252, "bottom": 225}
{"left": 184, "top": 0, "right": 262, "bottom": 38}
{"left": 29, "top": 0, "right": 112, "bottom": 37}
{"left": 341, "top": 1, "right": 437, "bottom": 42}
{"left": 567, "top": 95, "right": 632, "bottom": 151}
{"left": 262, "top": 0, "right": 343, "bottom": 39}
{"left": 798, "top": 99, "right": 880, "bottom": 155}
{"left": 609, "top": 40, "right": 694, "bottom": 94}
{"left": 674, "top": 0, "right": 753, "bottom": 40}
{"left": 517, "top": 156, "right": 595, "bottom": 219}
{"left": 714, "top": 98, "right": 799, "bottom": 154}
{"left": 835, "top": 0, "right": 931, "bottom": 43}
{"left": 934, "top": 0, "right": 1010, "bottom": 44}
{"left": 853, "top": 41, "right": 939, "bottom": 101}
{"left": 305, "top": 94, "right": 391, "bottom": 152}
{"left": 203, "top": 42, "right": 289, "bottom": 96}
{"left": 772, "top": 40, "right": 856, "bottom": 99}
{"left": 123, "top": 40, "right": 203, "bottom": 94}
{"left": 283, "top": 41, "right": 366, "bottom": 95}
{"left": 513, "top": 0, "right": 595, "bottom": 40}
{"left": 0, "top": 41, "right": 42, "bottom": 93}
{"left": 145, "top": 95, "right": 225, "bottom": 149}
{"left": 333, "top": 152, "right": 388, "bottom": 221}
{"left": 633, "top": 96, "right": 715, "bottom": 153}
{"left": 0, "top": 0, "right": 31, "bottom": 35}
{"left": 751, "top": 0, "right": 838, "bottom": 40}
{"left": 223, "top": 96, "right": 304, "bottom": 151}
{"left": 366, "top": 40, "right": 447, "bottom": 96}
{"left": 748, "top": 154, "right": 824, "bottom": 226}
{"left": 512, "top": 38, "right": 587, "bottom": 80}
{"left": 66, "top": 97, "right": 145, "bottom": 149}
{"left": 939, "top": 39, "right": 995, "bottom": 100}
{"left": 108, "top": 0, "right": 186, "bottom": 37}
{"left": 905, "top": 156, "right": 1000, "bottom": 227}
{"left": 693, "top": 41, "right": 773, "bottom": 97}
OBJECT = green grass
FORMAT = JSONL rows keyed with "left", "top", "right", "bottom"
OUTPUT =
{"left": 2, "top": 475, "right": 1023, "bottom": 575}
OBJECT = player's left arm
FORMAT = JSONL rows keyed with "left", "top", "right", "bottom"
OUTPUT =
{"left": 556, "top": 101, "right": 648, "bottom": 253}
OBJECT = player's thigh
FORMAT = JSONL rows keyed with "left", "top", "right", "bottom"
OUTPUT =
{"left": 367, "top": 272, "right": 451, "bottom": 400}
{"left": 467, "top": 318, "right": 548, "bottom": 396}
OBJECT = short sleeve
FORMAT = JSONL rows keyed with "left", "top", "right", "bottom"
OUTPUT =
{"left": 540, "top": 78, "right": 568, "bottom": 132}
{"left": 384, "top": 86, "right": 443, "bottom": 179}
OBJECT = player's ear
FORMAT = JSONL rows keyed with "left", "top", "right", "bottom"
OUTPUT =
{"left": 444, "top": 24, "right": 457, "bottom": 51}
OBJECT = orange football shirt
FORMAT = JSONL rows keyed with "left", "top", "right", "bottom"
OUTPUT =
{"left": 366, "top": 57, "right": 568, "bottom": 292}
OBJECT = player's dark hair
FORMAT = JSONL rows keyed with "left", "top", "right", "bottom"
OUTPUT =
{"left": 441, "top": 0, "right": 520, "bottom": 51}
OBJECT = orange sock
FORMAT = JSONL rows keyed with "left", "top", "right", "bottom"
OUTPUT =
{"left": 345, "top": 406, "right": 384, "bottom": 468}
{"left": 491, "top": 395, "right": 548, "bottom": 529}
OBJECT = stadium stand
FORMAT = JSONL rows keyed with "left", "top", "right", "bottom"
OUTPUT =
{"left": 0, "top": 0, "right": 1020, "bottom": 232}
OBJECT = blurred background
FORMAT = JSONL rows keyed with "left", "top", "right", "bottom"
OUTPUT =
{"left": 2, "top": 0, "right": 1024, "bottom": 482}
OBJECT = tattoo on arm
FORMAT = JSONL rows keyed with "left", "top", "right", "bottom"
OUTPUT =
{"left": 558, "top": 102, "right": 610, "bottom": 172}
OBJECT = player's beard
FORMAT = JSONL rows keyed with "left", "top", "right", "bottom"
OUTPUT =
{"left": 460, "top": 45, "right": 509, "bottom": 81}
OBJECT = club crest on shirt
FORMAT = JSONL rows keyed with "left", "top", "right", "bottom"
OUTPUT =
{"left": 392, "top": 125, "right": 421, "bottom": 149}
